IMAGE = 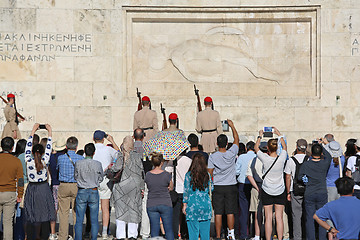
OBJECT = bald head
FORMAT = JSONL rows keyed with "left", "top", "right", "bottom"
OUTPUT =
{"left": 134, "top": 128, "right": 145, "bottom": 141}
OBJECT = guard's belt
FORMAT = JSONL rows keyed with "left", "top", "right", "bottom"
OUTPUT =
{"left": 142, "top": 127, "right": 154, "bottom": 130}
{"left": 202, "top": 129, "right": 216, "bottom": 133}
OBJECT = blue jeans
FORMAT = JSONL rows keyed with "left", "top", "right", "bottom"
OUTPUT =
{"left": 147, "top": 205, "right": 174, "bottom": 240}
{"left": 74, "top": 189, "right": 99, "bottom": 240}
{"left": 186, "top": 220, "right": 210, "bottom": 240}
{"left": 304, "top": 193, "right": 327, "bottom": 240}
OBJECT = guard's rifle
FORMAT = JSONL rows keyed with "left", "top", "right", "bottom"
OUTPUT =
{"left": 0, "top": 95, "right": 25, "bottom": 122}
{"left": 194, "top": 84, "right": 202, "bottom": 112}
{"left": 137, "top": 88, "right": 142, "bottom": 111}
{"left": 160, "top": 103, "right": 168, "bottom": 130}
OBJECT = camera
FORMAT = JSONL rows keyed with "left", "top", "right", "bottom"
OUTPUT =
{"left": 39, "top": 124, "right": 46, "bottom": 130}
{"left": 221, "top": 120, "right": 229, "bottom": 132}
{"left": 263, "top": 127, "right": 273, "bottom": 138}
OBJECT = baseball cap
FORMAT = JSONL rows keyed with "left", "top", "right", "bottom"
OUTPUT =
{"left": 93, "top": 130, "right": 106, "bottom": 140}
{"left": 296, "top": 139, "right": 308, "bottom": 151}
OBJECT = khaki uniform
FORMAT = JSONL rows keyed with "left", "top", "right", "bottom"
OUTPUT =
{"left": 2, "top": 103, "right": 21, "bottom": 139}
{"left": 133, "top": 106, "right": 158, "bottom": 142}
{"left": 196, "top": 107, "right": 222, "bottom": 153}
{"left": 163, "top": 125, "right": 179, "bottom": 132}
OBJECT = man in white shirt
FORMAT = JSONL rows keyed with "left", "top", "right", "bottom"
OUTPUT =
{"left": 346, "top": 138, "right": 360, "bottom": 199}
{"left": 92, "top": 130, "right": 120, "bottom": 239}
{"left": 284, "top": 139, "right": 308, "bottom": 240}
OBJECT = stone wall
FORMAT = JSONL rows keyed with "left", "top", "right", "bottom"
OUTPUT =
{"left": 0, "top": 0, "right": 359, "bottom": 150}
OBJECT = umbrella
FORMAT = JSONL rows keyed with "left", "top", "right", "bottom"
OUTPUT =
{"left": 143, "top": 130, "right": 190, "bottom": 161}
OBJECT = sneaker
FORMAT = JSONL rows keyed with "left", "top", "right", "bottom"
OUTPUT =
{"left": 67, "top": 236, "right": 73, "bottom": 240}
{"left": 49, "top": 234, "right": 58, "bottom": 240}
{"left": 102, "top": 233, "right": 109, "bottom": 240}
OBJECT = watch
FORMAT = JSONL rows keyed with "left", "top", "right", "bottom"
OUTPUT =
{"left": 327, "top": 226, "right": 333, "bottom": 233}
{"left": 257, "top": 136, "right": 262, "bottom": 139}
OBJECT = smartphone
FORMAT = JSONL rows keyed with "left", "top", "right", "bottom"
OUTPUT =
{"left": 39, "top": 124, "right": 46, "bottom": 129}
{"left": 221, "top": 120, "right": 229, "bottom": 132}
{"left": 263, "top": 127, "right": 273, "bottom": 137}
{"left": 312, "top": 139, "right": 319, "bottom": 144}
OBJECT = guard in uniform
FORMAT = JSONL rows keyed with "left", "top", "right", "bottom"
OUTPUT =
{"left": 163, "top": 113, "right": 181, "bottom": 132}
{"left": 2, "top": 93, "right": 21, "bottom": 139}
{"left": 196, "top": 97, "right": 222, "bottom": 153}
{"left": 133, "top": 96, "right": 158, "bottom": 142}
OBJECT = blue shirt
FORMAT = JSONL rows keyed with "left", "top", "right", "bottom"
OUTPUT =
{"left": 183, "top": 172, "right": 213, "bottom": 221}
{"left": 49, "top": 152, "right": 64, "bottom": 186}
{"left": 326, "top": 155, "right": 345, "bottom": 187}
{"left": 17, "top": 153, "right": 28, "bottom": 184}
{"left": 316, "top": 196, "right": 360, "bottom": 239}
{"left": 236, "top": 151, "right": 256, "bottom": 184}
{"left": 57, "top": 150, "right": 83, "bottom": 183}
{"left": 208, "top": 144, "right": 239, "bottom": 186}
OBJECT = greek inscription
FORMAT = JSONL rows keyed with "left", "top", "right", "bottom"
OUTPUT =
{"left": 0, "top": 32, "right": 92, "bottom": 62}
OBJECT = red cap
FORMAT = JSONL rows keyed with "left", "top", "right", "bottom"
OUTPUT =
{"left": 142, "top": 96, "right": 150, "bottom": 102}
{"left": 204, "top": 96, "right": 212, "bottom": 103}
{"left": 7, "top": 93, "right": 15, "bottom": 99}
{"left": 169, "top": 113, "right": 178, "bottom": 120}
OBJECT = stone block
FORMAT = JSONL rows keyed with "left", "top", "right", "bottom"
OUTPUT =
{"left": 36, "top": 57, "right": 74, "bottom": 82}
{"left": 74, "top": 106, "right": 112, "bottom": 131}
{"left": 74, "top": 10, "right": 111, "bottom": 33}
{"left": 54, "top": 82, "right": 93, "bottom": 106}
{"left": 36, "top": 9, "right": 74, "bottom": 32}
{"left": 74, "top": 56, "right": 113, "bottom": 82}
{"left": 36, "top": 106, "right": 75, "bottom": 131}
{"left": 295, "top": 107, "right": 332, "bottom": 132}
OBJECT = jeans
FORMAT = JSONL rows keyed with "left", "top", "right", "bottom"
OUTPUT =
{"left": 238, "top": 183, "right": 251, "bottom": 238}
{"left": 304, "top": 193, "right": 327, "bottom": 240}
{"left": 147, "top": 205, "right": 174, "bottom": 240}
{"left": 74, "top": 189, "right": 99, "bottom": 240}
{"left": 186, "top": 220, "right": 210, "bottom": 240}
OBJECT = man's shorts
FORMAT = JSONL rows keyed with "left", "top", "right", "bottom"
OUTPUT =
{"left": 249, "top": 187, "right": 260, "bottom": 212}
{"left": 212, "top": 185, "right": 238, "bottom": 215}
{"left": 99, "top": 177, "right": 111, "bottom": 200}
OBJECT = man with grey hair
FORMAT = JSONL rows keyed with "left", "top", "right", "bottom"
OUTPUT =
{"left": 284, "top": 139, "right": 308, "bottom": 240}
{"left": 57, "top": 136, "right": 84, "bottom": 240}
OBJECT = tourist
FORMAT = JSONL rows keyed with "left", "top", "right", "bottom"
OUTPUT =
{"left": 186, "top": 133, "right": 209, "bottom": 164}
{"left": 111, "top": 136, "right": 144, "bottom": 240}
{"left": 92, "top": 130, "right": 120, "bottom": 239}
{"left": 0, "top": 137, "right": 24, "bottom": 240}
{"left": 74, "top": 143, "right": 103, "bottom": 240}
{"left": 182, "top": 153, "right": 213, "bottom": 240}
{"left": 255, "top": 127, "right": 287, "bottom": 240}
{"left": 235, "top": 141, "right": 256, "bottom": 240}
{"left": 284, "top": 139, "right": 308, "bottom": 240}
{"left": 57, "top": 136, "right": 83, "bottom": 240}
{"left": 145, "top": 152, "right": 174, "bottom": 240}
{"left": 299, "top": 143, "right": 331, "bottom": 240}
{"left": 313, "top": 176, "right": 360, "bottom": 239}
{"left": 345, "top": 138, "right": 360, "bottom": 199}
{"left": 208, "top": 119, "right": 239, "bottom": 240}
{"left": 24, "top": 123, "right": 55, "bottom": 240}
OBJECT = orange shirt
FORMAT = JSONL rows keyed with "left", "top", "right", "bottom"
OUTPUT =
{"left": 0, "top": 152, "right": 24, "bottom": 197}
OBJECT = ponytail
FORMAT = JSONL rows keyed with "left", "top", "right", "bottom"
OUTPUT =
{"left": 32, "top": 144, "right": 45, "bottom": 172}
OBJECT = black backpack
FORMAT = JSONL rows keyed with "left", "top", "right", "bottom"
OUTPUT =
{"left": 292, "top": 156, "right": 309, "bottom": 196}
{"left": 352, "top": 155, "right": 360, "bottom": 185}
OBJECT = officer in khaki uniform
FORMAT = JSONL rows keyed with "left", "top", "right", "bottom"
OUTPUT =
{"left": 133, "top": 96, "right": 158, "bottom": 142}
{"left": 196, "top": 97, "right": 222, "bottom": 154}
{"left": 2, "top": 93, "right": 21, "bottom": 139}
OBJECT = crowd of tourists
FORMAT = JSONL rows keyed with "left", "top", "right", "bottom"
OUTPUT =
{"left": 0, "top": 94, "right": 360, "bottom": 240}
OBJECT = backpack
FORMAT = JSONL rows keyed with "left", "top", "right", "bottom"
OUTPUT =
{"left": 352, "top": 155, "right": 360, "bottom": 185}
{"left": 291, "top": 155, "right": 309, "bottom": 196}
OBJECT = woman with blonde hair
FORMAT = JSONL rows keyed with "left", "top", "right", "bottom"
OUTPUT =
{"left": 254, "top": 127, "right": 287, "bottom": 240}
{"left": 111, "top": 136, "right": 144, "bottom": 240}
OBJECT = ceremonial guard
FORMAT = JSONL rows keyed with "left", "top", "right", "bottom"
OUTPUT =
{"left": 2, "top": 93, "right": 22, "bottom": 139}
{"left": 163, "top": 113, "right": 181, "bottom": 132}
{"left": 133, "top": 96, "right": 158, "bottom": 142}
{"left": 196, "top": 97, "right": 222, "bottom": 153}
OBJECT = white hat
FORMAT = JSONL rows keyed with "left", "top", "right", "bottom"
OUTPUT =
{"left": 328, "top": 141, "right": 342, "bottom": 158}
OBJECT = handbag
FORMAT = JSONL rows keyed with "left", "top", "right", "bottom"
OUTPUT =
{"left": 106, "top": 155, "right": 125, "bottom": 183}
{"left": 169, "top": 159, "right": 179, "bottom": 206}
